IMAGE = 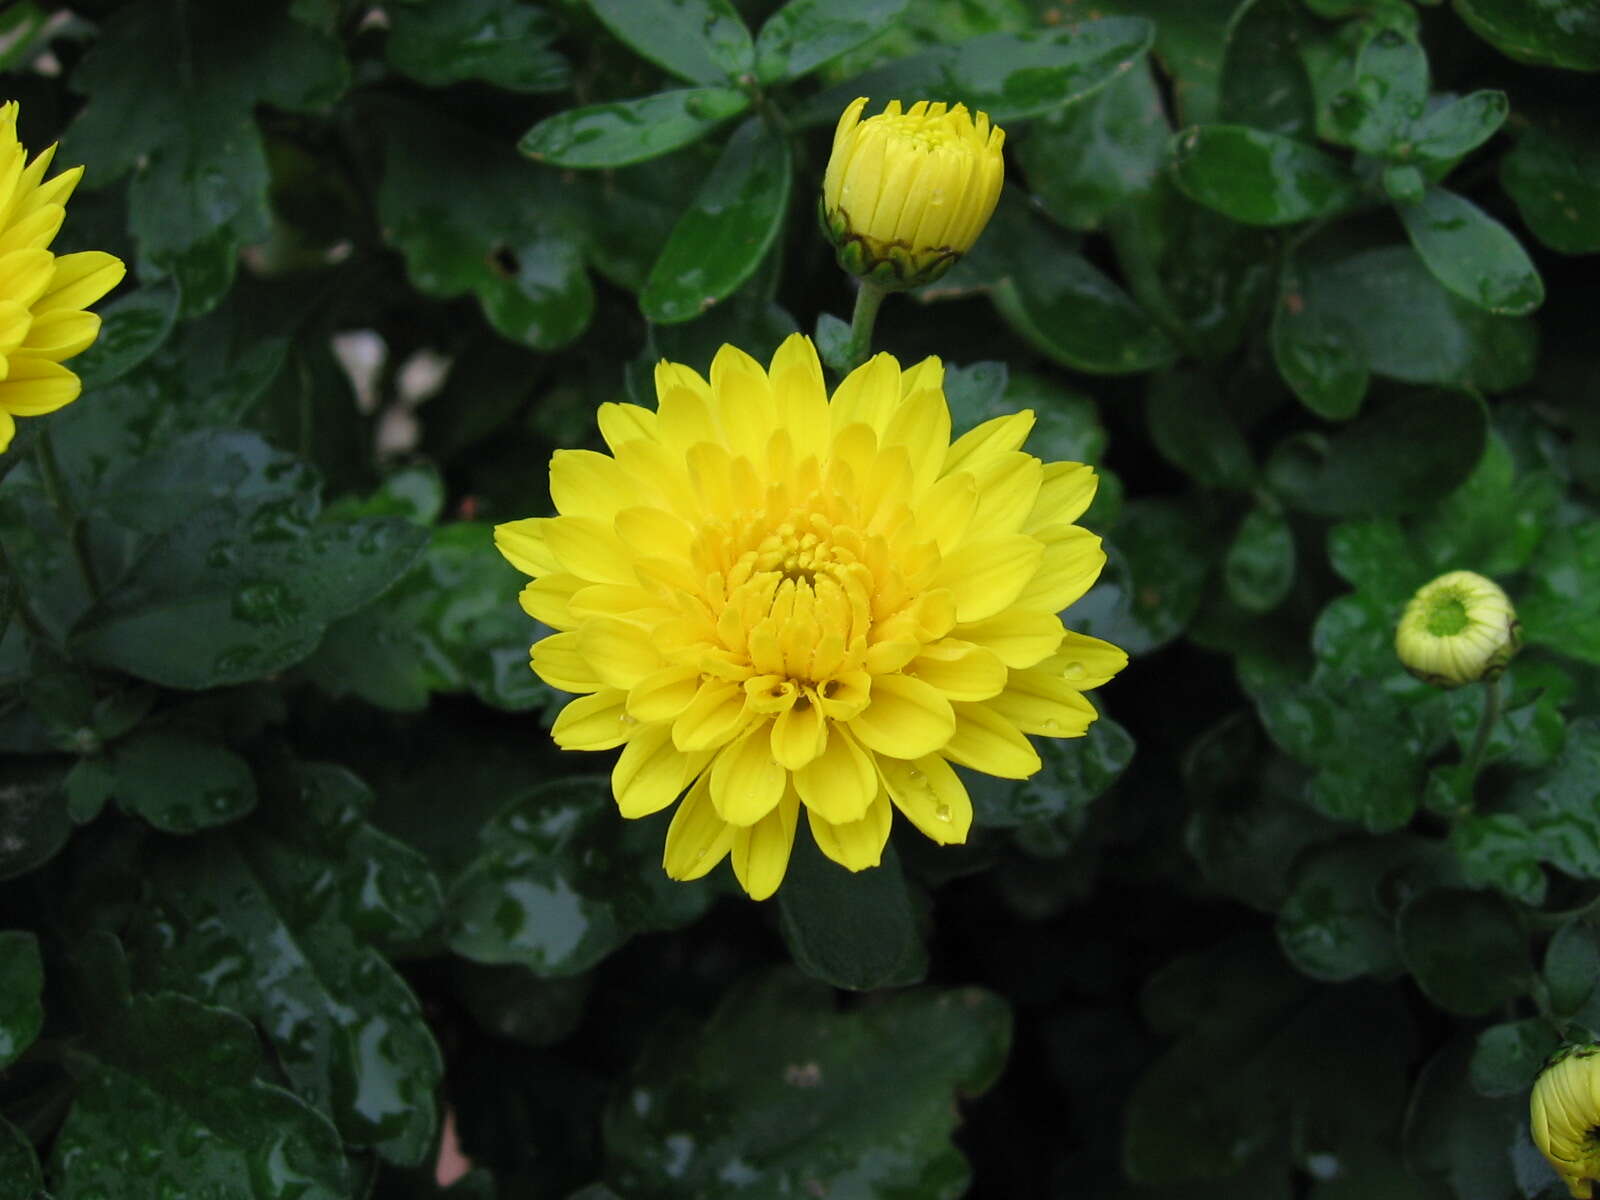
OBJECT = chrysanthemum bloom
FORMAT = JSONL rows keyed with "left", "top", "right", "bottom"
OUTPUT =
{"left": 1531, "top": 1043, "right": 1600, "bottom": 1198}
{"left": 497, "top": 334, "right": 1125, "bottom": 899}
{"left": 0, "top": 102, "right": 125, "bottom": 452}
{"left": 1394, "top": 569, "right": 1520, "bottom": 688}
{"left": 821, "top": 97, "right": 1005, "bottom": 290}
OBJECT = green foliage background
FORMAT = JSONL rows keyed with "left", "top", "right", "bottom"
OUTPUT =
{"left": 1, "top": 0, "right": 1598, "bottom": 1195}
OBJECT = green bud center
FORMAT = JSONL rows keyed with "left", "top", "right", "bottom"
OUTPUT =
{"left": 1423, "top": 589, "right": 1471, "bottom": 637}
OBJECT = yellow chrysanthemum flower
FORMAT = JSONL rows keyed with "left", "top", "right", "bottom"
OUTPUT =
{"left": 0, "top": 100, "right": 125, "bottom": 453}
{"left": 821, "top": 97, "right": 1005, "bottom": 290}
{"left": 1394, "top": 569, "right": 1520, "bottom": 688}
{"left": 497, "top": 334, "right": 1125, "bottom": 900}
{"left": 1532, "top": 1043, "right": 1600, "bottom": 1198}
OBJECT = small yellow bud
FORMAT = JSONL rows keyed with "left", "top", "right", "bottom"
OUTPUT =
{"left": 820, "top": 96, "right": 1005, "bottom": 290}
{"left": 1532, "top": 1044, "right": 1600, "bottom": 1198}
{"left": 1394, "top": 569, "right": 1521, "bottom": 688}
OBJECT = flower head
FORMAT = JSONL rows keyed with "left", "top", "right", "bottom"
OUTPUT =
{"left": 1532, "top": 1043, "right": 1600, "bottom": 1198}
{"left": 821, "top": 97, "right": 1005, "bottom": 290}
{"left": 1394, "top": 569, "right": 1520, "bottom": 688}
{"left": 0, "top": 101, "right": 125, "bottom": 452}
{"left": 497, "top": 335, "right": 1124, "bottom": 900}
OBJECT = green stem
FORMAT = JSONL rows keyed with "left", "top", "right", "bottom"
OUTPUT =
{"left": 1463, "top": 674, "right": 1504, "bottom": 781}
{"left": 843, "top": 281, "right": 887, "bottom": 371}
{"left": 0, "top": 533, "right": 49, "bottom": 645}
{"left": 33, "top": 427, "right": 101, "bottom": 601}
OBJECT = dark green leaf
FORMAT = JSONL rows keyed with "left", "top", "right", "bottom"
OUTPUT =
{"left": 1399, "top": 187, "right": 1544, "bottom": 316}
{"left": 1452, "top": 0, "right": 1600, "bottom": 71}
{"left": 1521, "top": 524, "right": 1600, "bottom": 663}
{"left": 133, "top": 763, "right": 444, "bottom": 1165}
{"left": 1410, "top": 435, "right": 1560, "bottom": 578}
{"left": 1145, "top": 369, "right": 1254, "bottom": 489}
{"left": 754, "top": 0, "right": 909, "bottom": 84}
{"left": 0, "top": 1117, "right": 41, "bottom": 1200}
{"left": 603, "top": 970, "right": 1010, "bottom": 1197}
{"left": 374, "top": 100, "right": 594, "bottom": 350}
{"left": 1383, "top": 163, "right": 1426, "bottom": 205}
{"left": 1411, "top": 91, "right": 1509, "bottom": 162}
{"left": 111, "top": 727, "right": 256, "bottom": 834}
{"left": 69, "top": 282, "right": 180, "bottom": 390}
{"left": 1072, "top": 501, "right": 1213, "bottom": 655}
{"left": 814, "top": 311, "right": 850, "bottom": 374}
{"left": 0, "top": 931, "right": 42, "bottom": 1071}
{"left": 0, "top": 759, "right": 71, "bottom": 882}
{"left": 640, "top": 118, "right": 791, "bottom": 324}
{"left": 1404, "top": 1041, "right": 1524, "bottom": 1200}
{"left": 1219, "top": 0, "right": 1316, "bottom": 137}
{"left": 65, "top": 757, "right": 115, "bottom": 824}
{"left": 1449, "top": 813, "right": 1548, "bottom": 906}
{"left": 52, "top": 991, "right": 348, "bottom": 1199}
{"left": 1469, "top": 1019, "right": 1559, "bottom": 1098}
{"left": 1170, "top": 125, "right": 1361, "bottom": 227}
{"left": 66, "top": 3, "right": 349, "bottom": 315}
{"left": 1330, "top": 28, "right": 1429, "bottom": 156}
{"left": 589, "top": 0, "right": 754, "bottom": 84}
{"left": 1226, "top": 507, "right": 1295, "bottom": 612}
{"left": 1397, "top": 888, "right": 1530, "bottom": 1016}
{"left": 448, "top": 778, "right": 714, "bottom": 977}
{"left": 965, "top": 716, "right": 1133, "bottom": 829}
{"left": 1545, "top": 921, "right": 1600, "bottom": 1018}
{"left": 1019, "top": 61, "right": 1168, "bottom": 231}
{"left": 1501, "top": 109, "right": 1600, "bottom": 255}
{"left": 387, "top": 0, "right": 570, "bottom": 92}
{"left": 777, "top": 836, "right": 926, "bottom": 991}
{"left": 800, "top": 18, "right": 1156, "bottom": 126}
{"left": 1265, "top": 389, "right": 1488, "bottom": 517}
{"left": 519, "top": 88, "right": 749, "bottom": 169}
{"left": 1272, "top": 275, "right": 1369, "bottom": 419}
{"left": 73, "top": 430, "right": 428, "bottom": 689}
{"left": 1276, "top": 838, "right": 1417, "bottom": 982}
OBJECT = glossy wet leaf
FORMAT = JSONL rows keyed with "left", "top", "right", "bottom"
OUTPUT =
{"left": 801, "top": 18, "right": 1156, "bottom": 126}
{"left": 1469, "top": 1019, "right": 1558, "bottom": 1098}
{"left": 966, "top": 716, "right": 1134, "bottom": 831}
{"left": 73, "top": 430, "right": 428, "bottom": 689}
{"left": 66, "top": 3, "right": 348, "bottom": 316}
{"left": 131, "top": 763, "right": 444, "bottom": 1165}
{"left": 1545, "top": 922, "right": 1600, "bottom": 1018}
{"left": 69, "top": 282, "right": 180, "bottom": 390}
{"left": 1330, "top": 27, "right": 1429, "bottom": 156}
{"left": 1170, "top": 126, "right": 1361, "bottom": 227}
{"left": 1020, "top": 62, "right": 1168, "bottom": 231}
{"left": 1397, "top": 889, "right": 1530, "bottom": 1016}
{"left": 1404, "top": 1041, "right": 1525, "bottom": 1200}
{"left": 0, "top": 931, "right": 41, "bottom": 1071}
{"left": 1275, "top": 838, "right": 1418, "bottom": 982}
{"left": 1225, "top": 507, "right": 1294, "bottom": 612}
{"left": 1411, "top": 91, "right": 1508, "bottom": 163}
{"left": 589, "top": 0, "right": 754, "bottom": 84}
{"left": 111, "top": 727, "right": 257, "bottom": 834}
{"left": 1071, "top": 500, "right": 1213, "bottom": 655}
{"left": 1409, "top": 435, "right": 1560, "bottom": 579}
{"left": 641, "top": 118, "right": 791, "bottom": 324}
{"left": 374, "top": 100, "right": 593, "bottom": 350}
{"left": 1272, "top": 277, "right": 1368, "bottom": 419}
{"left": 1145, "top": 370, "right": 1254, "bottom": 490}
{"left": 519, "top": 87, "right": 750, "bottom": 169}
{"left": 387, "top": 0, "right": 569, "bottom": 92}
{"left": 1501, "top": 110, "right": 1600, "bottom": 255}
{"left": 1219, "top": 0, "right": 1315, "bottom": 137}
{"left": 448, "top": 777, "right": 714, "bottom": 977}
{"left": 1265, "top": 389, "right": 1488, "bottom": 517}
{"left": 754, "top": 0, "right": 909, "bottom": 84}
{"left": 1399, "top": 187, "right": 1544, "bottom": 316}
{"left": 0, "top": 759, "right": 71, "bottom": 883}
{"left": 1520, "top": 524, "right": 1600, "bottom": 663}
{"left": 53, "top": 989, "right": 348, "bottom": 1199}
{"left": 777, "top": 838, "right": 926, "bottom": 991}
{"left": 1452, "top": 0, "right": 1600, "bottom": 70}
{"left": 603, "top": 969, "right": 1011, "bottom": 1198}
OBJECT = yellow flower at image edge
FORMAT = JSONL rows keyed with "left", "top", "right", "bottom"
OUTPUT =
{"left": 1394, "top": 569, "right": 1520, "bottom": 688}
{"left": 0, "top": 100, "right": 126, "bottom": 452}
{"left": 821, "top": 97, "right": 1005, "bottom": 290}
{"left": 496, "top": 335, "right": 1126, "bottom": 900}
{"left": 1532, "top": 1043, "right": 1600, "bottom": 1198}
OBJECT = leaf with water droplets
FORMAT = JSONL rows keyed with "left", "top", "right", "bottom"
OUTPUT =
{"left": 1500, "top": 108, "right": 1600, "bottom": 255}
{"left": 604, "top": 969, "right": 1010, "bottom": 1197}
{"left": 1453, "top": 0, "right": 1600, "bottom": 71}
{"left": 1328, "top": 27, "right": 1430, "bottom": 156}
{"left": 448, "top": 777, "right": 715, "bottom": 977}
{"left": 519, "top": 87, "right": 749, "bottom": 170}
{"left": 589, "top": 0, "right": 754, "bottom": 85}
{"left": 753, "top": 0, "right": 909, "bottom": 84}
{"left": 68, "top": 282, "right": 181, "bottom": 390}
{"left": 130, "top": 762, "right": 444, "bottom": 1166}
{"left": 111, "top": 727, "right": 256, "bottom": 834}
{"left": 1171, "top": 125, "right": 1362, "bottom": 227}
{"left": 52, "top": 990, "right": 348, "bottom": 1200}
{"left": 387, "top": 0, "right": 569, "bottom": 92}
{"left": 1399, "top": 187, "right": 1544, "bottom": 316}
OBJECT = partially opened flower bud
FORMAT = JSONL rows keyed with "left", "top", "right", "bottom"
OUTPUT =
{"left": 1394, "top": 569, "right": 1520, "bottom": 688}
{"left": 1532, "top": 1043, "right": 1600, "bottom": 1198}
{"left": 821, "top": 97, "right": 1005, "bottom": 290}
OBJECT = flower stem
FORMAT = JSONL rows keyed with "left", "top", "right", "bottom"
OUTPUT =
{"left": 0, "top": 532, "right": 49, "bottom": 646}
{"left": 1463, "top": 674, "right": 1504, "bottom": 781}
{"left": 34, "top": 427, "right": 100, "bottom": 600}
{"left": 843, "top": 281, "right": 887, "bottom": 371}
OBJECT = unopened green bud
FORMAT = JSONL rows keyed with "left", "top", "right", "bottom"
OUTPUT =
{"left": 1394, "top": 570, "right": 1520, "bottom": 688}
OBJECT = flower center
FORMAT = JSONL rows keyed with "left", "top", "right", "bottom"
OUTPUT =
{"left": 1423, "top": 588, "right": 1471, "bottom": 637}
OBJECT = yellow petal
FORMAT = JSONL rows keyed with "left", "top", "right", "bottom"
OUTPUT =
{"left": 627, "top": 662, "right": 704, "bottom": 723}
{"left": 577, "top": 617, "right": 661, "bottom": 689}
{"left": 614, "top": 505, "right": 693, "bottom": 561}
{"left": 793, "top": 722, "right": 876, "bottom": 824}
{"left": 944, "top": 410, "right": 1033, "bottom": 474}
{"left": 848, "top": 673, "right": 955, "bottom": 759}
{"left": 550, "top": 689, "right": 632, "bottom": 750}
{"left": 943, "top": 702, "right": 1041, "bottom": 778}
{"left": 808, "top": 790, "right": 892, "bottom": 872}
{"left": 32, "top": 250, "right": 123, "bottom": 315}
{"left": 0, "top": 407, "right": 12, "bottom": 451}
{"left": 1028, "top": 461, "right": 1098, "bottom": 530}
{"left": 595, "top": 400, "right": 657, "bottom": 451}
{"left": 985, "top": 671, "right": 1098, "bottom": 737}
{"left": 881, "top": 386, "right": 950, "bottom": 499}
{"left": 529, "top": 631, "right": 605, "bottom": 692}
{"left": 613, "top": 723, "right": 703, "bottom": 818}
{"left": 731, "top": 789, "right": 799, "bottom": 900}
{"left": 0, "top": 298, "right": 32, "bottom": 354}
{"left": 1052, "top": 631, "right": 1129, "bottom": 690}
{"left": 829, "top": 352, "right": 900, "bottom": 434}
{"left": 544, "top": 515, "right": 636, "bottom": 586}
{"left": 770, "top": 697, "right": 826, "bottom": 771}
{"left": 969, "top": 451, "right": 1042, "bottom": 535}
{"left": 907, "top": 639, "right": 1007, "bottom": 702}
{"left": 930, "top": 534, "right": 1043, "bottom": 622}
{"left": 0, "top": 357, "right": 76, "bottom": 417}
{"left": 0, "top": 248, "right": 54, "bottom": 309}
{"left": 0, "top": 204, "right": 61, "bottom": 256}
{"left": 494, "top": 517, "right": 558, "bottom": 576}
{"left": 955, "top": 609, "right": 1064, "bottom": 669}
{"left": 918, "top": 470, "right": 976, "bottom": 554}
{"left": 1014, "top": 525, "right": 1105, "bottom": 613}
{"left": 18, "top": 308, "right": 98, "bottom": 362}
{"left": 549, "top": 448, "right": 632, "bottom": 520}
{"left": 877, "top": 753, "right": 971, "bottom": 844}
{"left": 519, "top": 574, "right": 583, "bottom": 628}
{"left": 672, "top": 680, "right": 750, "bottom": 752}
{"left": 710, "top": 719, "right": 787, "bottom": 826}
{"left": 663, "top": 773, "right": 733, "bottom": 881}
